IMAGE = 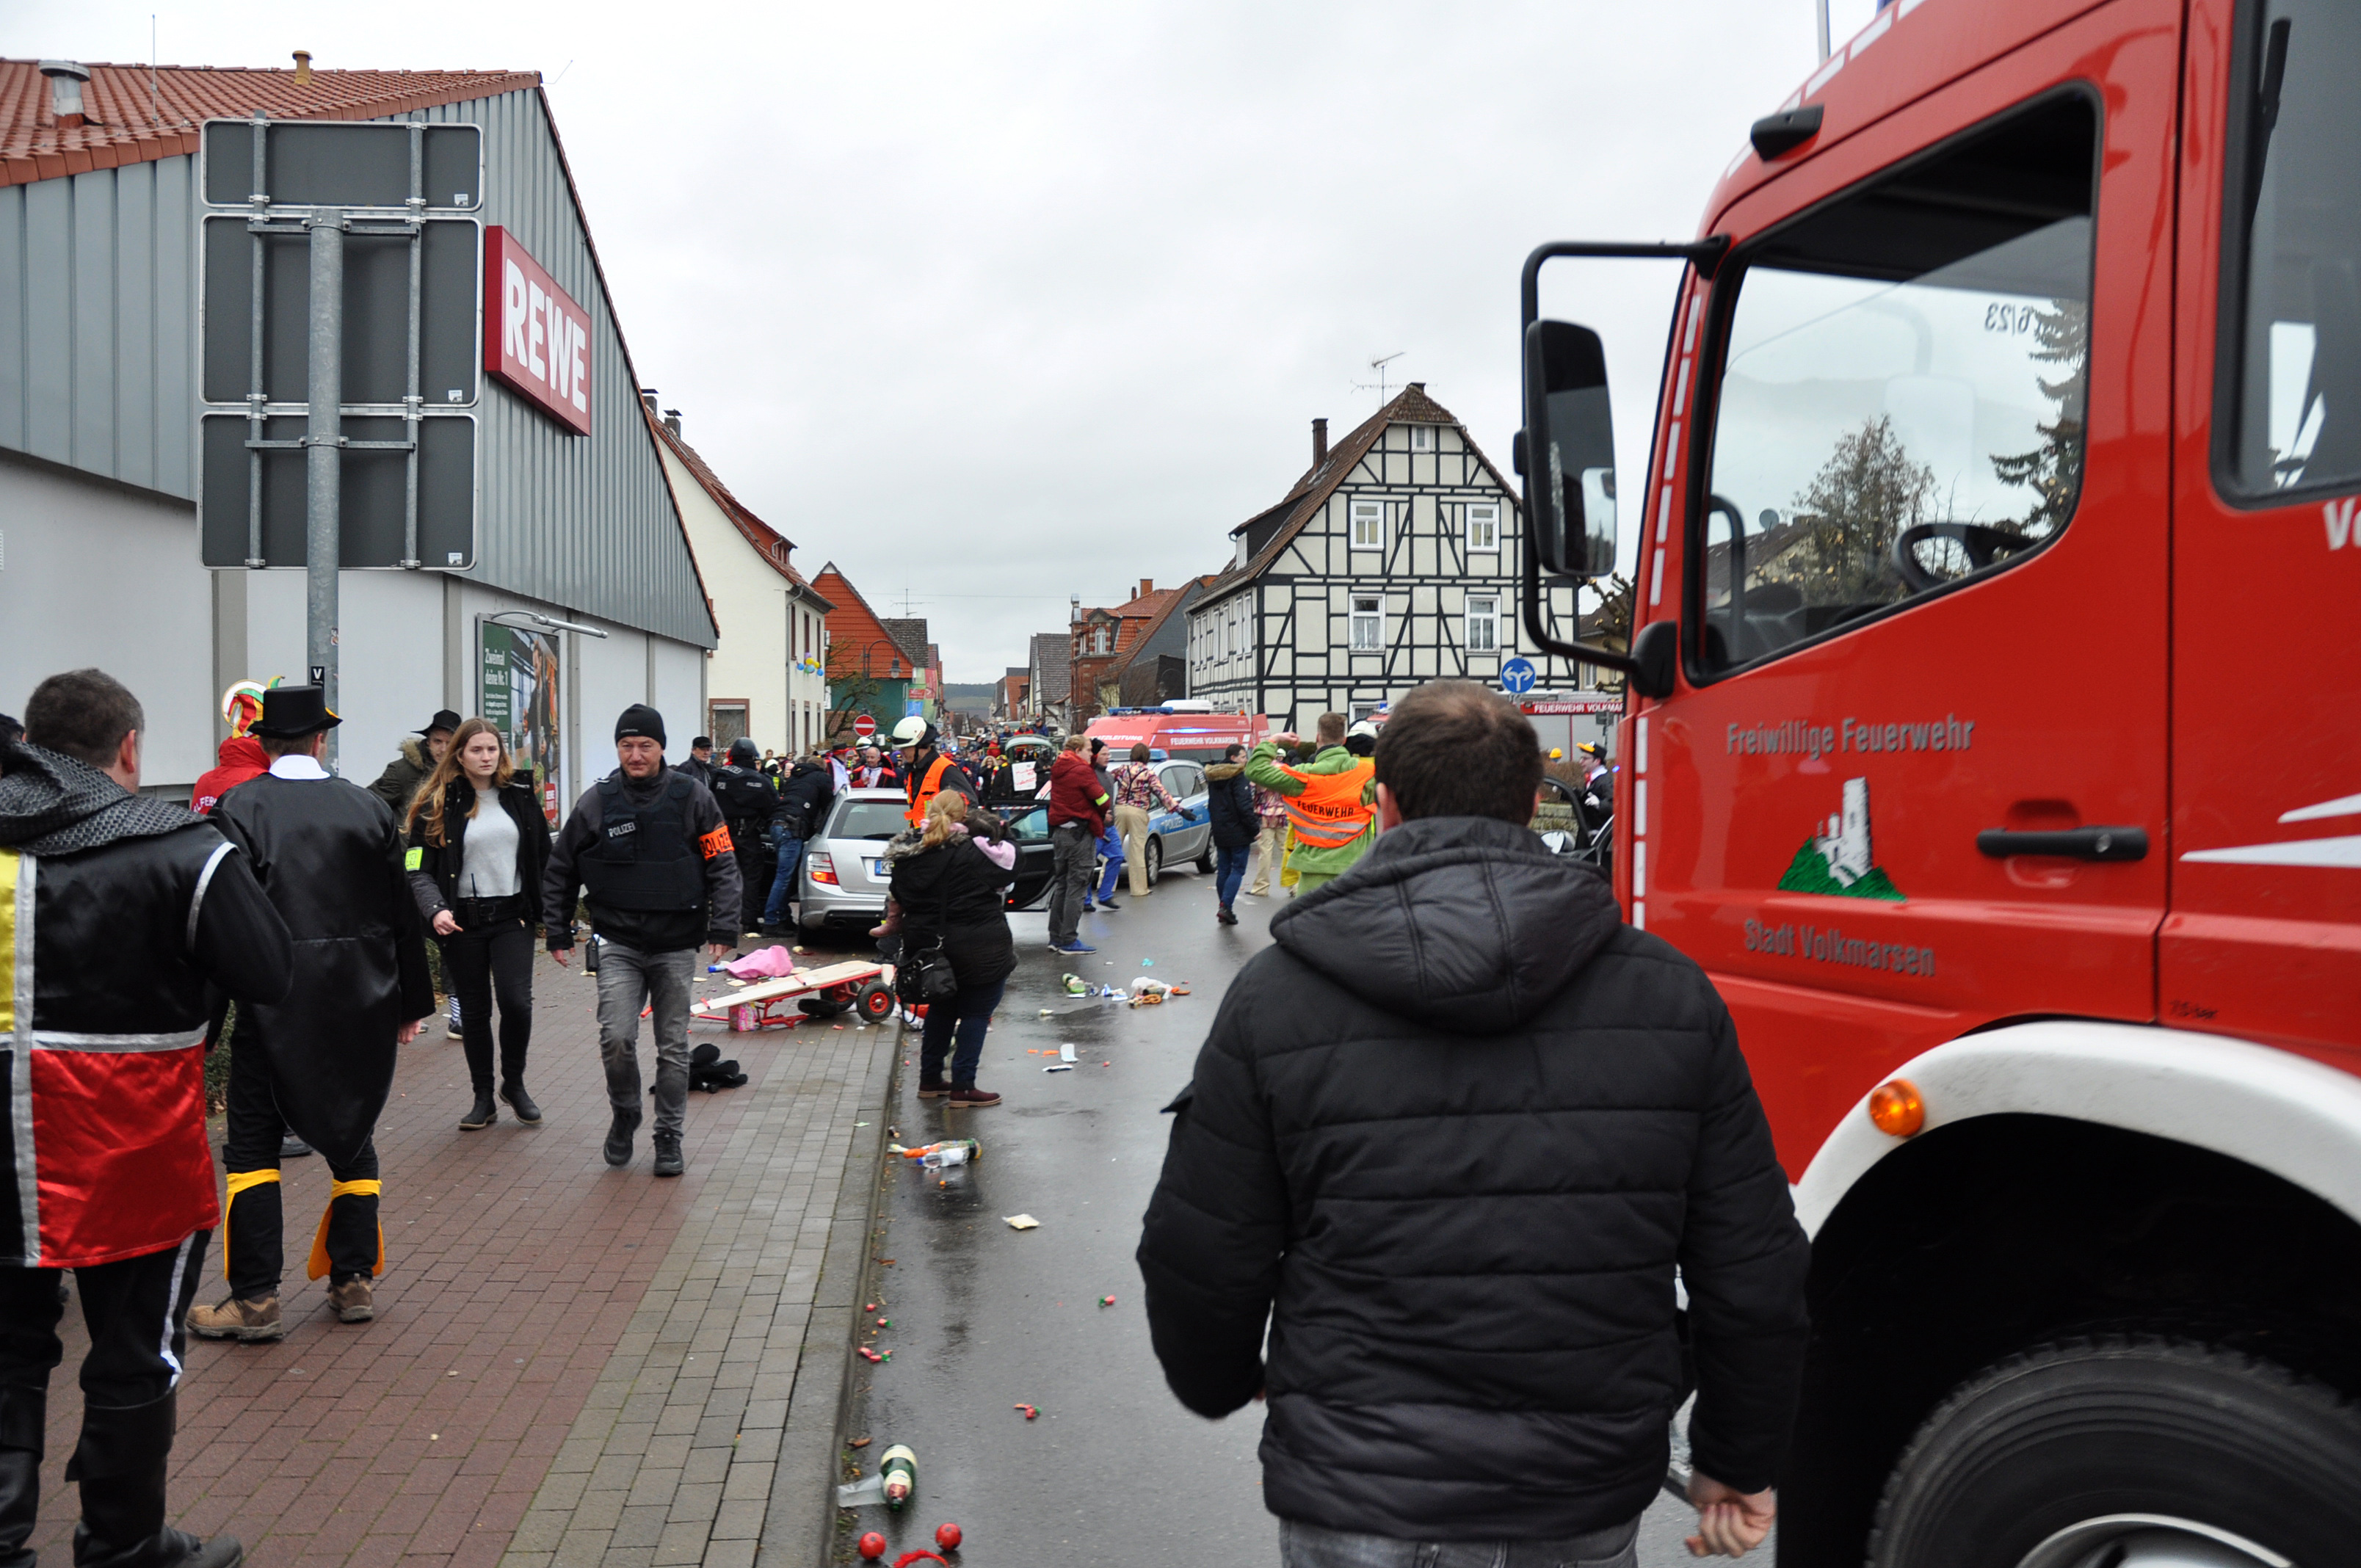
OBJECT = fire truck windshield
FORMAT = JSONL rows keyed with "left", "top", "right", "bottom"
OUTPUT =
{"left": 2224, "top": 0, "right": 2361, "bottom": 498}
{"left": 1698, "top": 93, "right": 2097, "bottom": 674}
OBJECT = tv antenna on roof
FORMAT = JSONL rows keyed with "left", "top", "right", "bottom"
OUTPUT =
{"left": 1352, "top": 352, "right": 1406, "bottom": 405}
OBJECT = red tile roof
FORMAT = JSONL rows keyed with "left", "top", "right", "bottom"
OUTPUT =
{"left": 1, "top": 59, "right": 542, "bottom": 188}
{"left": 814, "top": 565, "right": 918, "bottom": 680}
{"left": 648, "top": 409, "right": 830, "bottom": 607}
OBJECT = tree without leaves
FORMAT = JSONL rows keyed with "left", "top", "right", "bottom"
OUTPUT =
{"left": 1772, "top": 414, "right": 1935, "bottom": 606}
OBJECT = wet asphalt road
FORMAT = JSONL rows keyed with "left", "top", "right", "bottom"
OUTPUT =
{"left": 821, "top": 862, "right": 1736, "bottom": 1567}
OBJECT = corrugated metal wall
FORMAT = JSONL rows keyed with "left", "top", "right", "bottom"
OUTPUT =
{"left": 0, "top": 87, "right": 714, "bottom": 650}
{"left": 0, "top": 155, "right": 199, "bottom": 496}
{"left": 412, "top": 90, "right": 712, "bottom": 648}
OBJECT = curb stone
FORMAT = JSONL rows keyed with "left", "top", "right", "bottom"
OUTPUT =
{"left": 758, "top": 1010, "right": 904, "bottom": 1567}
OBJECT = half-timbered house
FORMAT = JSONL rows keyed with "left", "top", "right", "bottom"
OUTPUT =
{"left": 1186, "top": 385, "right": 1587, "bottom": 727}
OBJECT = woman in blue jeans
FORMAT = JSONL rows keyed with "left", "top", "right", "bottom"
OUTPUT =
{"left": 877, "top": 792, "right": 1017, "bottom": 1107}
{"left": 1203, "top": 744, "right": 1259, "bottom": 925}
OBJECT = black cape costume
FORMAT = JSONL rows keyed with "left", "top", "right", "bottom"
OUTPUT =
{"left": 210, "top": 770, "right": 434, "bottom": 1165}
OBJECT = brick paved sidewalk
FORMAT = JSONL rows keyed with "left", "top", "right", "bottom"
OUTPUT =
{"left": 26, "top": 951, "right": 896, "bottom": 1568}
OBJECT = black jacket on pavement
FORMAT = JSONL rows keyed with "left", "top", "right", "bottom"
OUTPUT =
{"left": 403, "top": 777, "right": 554, "bottom": 925}
{"left": 543, "top": 764, "right": 740, "bottom": 955}
{"left": 885, "top": 824, "right": 1016, "bottom": 992}
{"left": 211, "top": 766, "right": 436, "bottom": 1166}
{"left": 1136, "top": 814, "right": 1810, "bottom": 1542}
{"left": 1203, "top": 761, "right": 1258, "bottom": 850}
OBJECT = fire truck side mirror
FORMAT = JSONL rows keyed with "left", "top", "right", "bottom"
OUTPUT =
{"left": 1521, "top": 319, "right": 1619, "bottom": 580}
{"left": 1629, "top": 619, "right": 1678, "bottom": 700}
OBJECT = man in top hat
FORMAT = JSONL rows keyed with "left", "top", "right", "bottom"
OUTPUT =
{"left": 367, "top": 708, "right": 462, "bottom": 818}
{"left": 192, "top": 686, "right": 435, "bottom": 1340}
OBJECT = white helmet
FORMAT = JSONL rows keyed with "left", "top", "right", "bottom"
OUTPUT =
{"left": 890, "top": 716, "right": 929, "bottom": 747}
{"left": 1347, "top": 720, "right": 1380, "bottom": 741}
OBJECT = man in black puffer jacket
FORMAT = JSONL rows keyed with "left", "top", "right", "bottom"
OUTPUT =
{"left": 1138, "top": 680, "right": 1809, "bottom": 1565}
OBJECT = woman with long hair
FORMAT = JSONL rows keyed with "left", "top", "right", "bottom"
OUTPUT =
{"left": 405, "top": 718, "right": 554, "bottom": 1130}
{"left": 877, "top": 791, "right": 1015, "bottom": 1107}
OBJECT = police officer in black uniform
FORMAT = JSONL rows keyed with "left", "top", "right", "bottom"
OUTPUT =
{"left": 707, "top": 738, "right": 783, "bottom": 937}
{"left": 543, "top": 706, "right": 739, "bottom": 1177}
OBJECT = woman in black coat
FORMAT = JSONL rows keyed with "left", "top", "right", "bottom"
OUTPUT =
{"left": 880, "top": 792, "right": 1016, "bottom": 1107}
{"left": 405, "top": 718, "right": 554, "bottom": 1131}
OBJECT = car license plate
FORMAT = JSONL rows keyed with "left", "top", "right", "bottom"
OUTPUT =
{"left": 868, "top": 860, "right": 888, "bottom": 879}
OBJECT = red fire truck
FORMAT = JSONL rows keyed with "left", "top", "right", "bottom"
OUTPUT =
{"left": 1516, "top": 0, "right": 2360, "bottom": 1561}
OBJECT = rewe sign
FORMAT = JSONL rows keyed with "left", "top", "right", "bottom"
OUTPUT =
{"left": 484, "top": 228, "right": 592, "bottom": 435}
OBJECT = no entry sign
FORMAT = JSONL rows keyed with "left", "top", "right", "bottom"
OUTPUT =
{"left": 854, "top": 714, "right": 877, "bottom": 738}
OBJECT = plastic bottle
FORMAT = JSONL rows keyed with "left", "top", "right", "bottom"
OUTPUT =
{"left": 898, "top": 1139, "right": 980, "bottom": 1165}
{"left": 921, "top": 1144, "right": 970, "bottom": 1169}
{"left": 879, "top": 1443, "right": 917, "bottom": 1509}
{"left": 1062, "top": 973, "right": 1088, "bottom": 995}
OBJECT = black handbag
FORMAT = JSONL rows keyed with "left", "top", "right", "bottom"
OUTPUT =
{"left": 896, "top": 854, "right": 960, "bottom": 1005}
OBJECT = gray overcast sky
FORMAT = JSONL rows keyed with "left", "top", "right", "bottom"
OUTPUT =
{"left": 24, "top": 0, "right": 1882, "bottom": 680}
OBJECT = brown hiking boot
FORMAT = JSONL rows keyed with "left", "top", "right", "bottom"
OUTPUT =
{"left": 917, "top": 1079, "right": 951, "bottom": 1099}
{"left": 948, "top": 1086, "right": 1001, "bottom": 1108}
{"left": 188, "top": 1295, "right": 283, "bottom": 1342}
{"left": 327, "top": 1277, "right": 374, "bottom": 1323}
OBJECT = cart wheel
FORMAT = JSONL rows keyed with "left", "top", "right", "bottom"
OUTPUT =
{"left": 856, "top": 981, "right": 896, "bottom": 1023}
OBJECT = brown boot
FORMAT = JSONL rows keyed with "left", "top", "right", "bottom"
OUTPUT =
{"left": 327, "top": 1277, "right": 374, "bottom": 1324}
{"left": 188, "top": 1295, "right": 283, "bottom": 1342}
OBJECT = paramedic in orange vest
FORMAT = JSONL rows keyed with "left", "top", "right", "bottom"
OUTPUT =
{"left": 1243, "top": 713, "right": 1379, "bottom": 898}
{"left": 891, "top": 716, "right": 977, "bottom": 830}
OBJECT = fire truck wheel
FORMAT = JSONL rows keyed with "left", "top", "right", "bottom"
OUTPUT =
{"left": 1868, "top": 1336, "right": 2361, "bottom": 1568}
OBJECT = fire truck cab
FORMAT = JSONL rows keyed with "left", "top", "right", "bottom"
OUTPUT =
{"left": 1517, "top": 0, "right": 2361, "bottom": 1561}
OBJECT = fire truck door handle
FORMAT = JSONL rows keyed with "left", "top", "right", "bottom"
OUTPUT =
{"left": 1976, "top": 827, "right": 2149, "bottom": 862}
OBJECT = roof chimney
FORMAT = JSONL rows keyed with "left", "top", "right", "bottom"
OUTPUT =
{"left": 1070, "top": 594, "right": 1081, "bottom": 624}
{"left": 639, "top": 387, "right": 659, "bottom": 414}
{"left": 291, "top": 51, "right": 313, "bottom": 86}
{"left": 39, "top": 62, "right": 90, "bottom": 130}
{"left": 1138, "top": 578, "right": 1153, "bottom": 600}
{"left": 1312, "top": 417, "right": 1328, "bottom": 465}
{"left": 663, "top": 408, "right": 682, "bottom": 438}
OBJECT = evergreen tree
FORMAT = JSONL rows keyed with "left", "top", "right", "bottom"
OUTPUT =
{"left": 1990, "top": 300, "right": 2089, "bottom": 537}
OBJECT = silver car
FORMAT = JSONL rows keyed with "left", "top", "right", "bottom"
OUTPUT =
{"left": 797, "top": 787, "right": 909, "bottom": 939}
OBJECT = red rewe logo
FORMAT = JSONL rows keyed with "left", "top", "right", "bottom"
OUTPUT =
{"left": 484, "top": 228, "right": 592, "bottom": 435}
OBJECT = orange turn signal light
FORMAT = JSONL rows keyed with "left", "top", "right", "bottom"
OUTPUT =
{"left": 1868, "top": 1078, "right": 1926, "bottom": 1138}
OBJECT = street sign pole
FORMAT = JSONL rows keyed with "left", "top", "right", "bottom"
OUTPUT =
{"left": 306, "top": 208, "right": 344, "bottom": 769}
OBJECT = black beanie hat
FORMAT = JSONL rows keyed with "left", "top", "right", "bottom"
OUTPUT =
{"left": 615, "top": 703, "right": 667, "bottom": 747}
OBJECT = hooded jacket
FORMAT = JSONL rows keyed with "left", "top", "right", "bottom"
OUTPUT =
{"left": 367, "top": 734, "right": 435, "bottom": 817}
{"left": 1136, "top": 815, "right": 1810, "bottom": 1541}
{"left": 885, "top": 821, "right": 1018, "bottom": 991}
{"left": 1203, "top": 761, "right": 1258, "bottom": 849}
{"left": 192, "top": 734, "right": 269, "bottom": 815}
{"left": 0, "top": 739, "right": 293, "bottom": 1266}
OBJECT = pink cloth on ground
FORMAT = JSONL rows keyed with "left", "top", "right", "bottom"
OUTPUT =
{"left": 723, "top": 945, "right": 801, "bottom": 979}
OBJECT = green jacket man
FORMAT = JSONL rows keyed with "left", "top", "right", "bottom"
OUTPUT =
{"left": 1244, "top": 714, "right": 1378, "bottom": 897}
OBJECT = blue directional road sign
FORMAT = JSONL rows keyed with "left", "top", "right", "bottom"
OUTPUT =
{"left": 1500, "top": 657, "right": 1538, "bottom": 695}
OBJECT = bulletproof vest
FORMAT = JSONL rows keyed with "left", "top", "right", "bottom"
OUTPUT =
{"left": 711, "top": 766, "right": 772, "bottom": 821}
{"left": 579, "top": 772, "right": 704, "bottom": 910}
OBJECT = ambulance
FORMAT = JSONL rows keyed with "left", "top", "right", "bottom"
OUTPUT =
{"left": 1516, "top": 0, "right": 2361, "bottom": 1560}
{"left": 1082, "top": 703, "right": 1266, "bottom": 764}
